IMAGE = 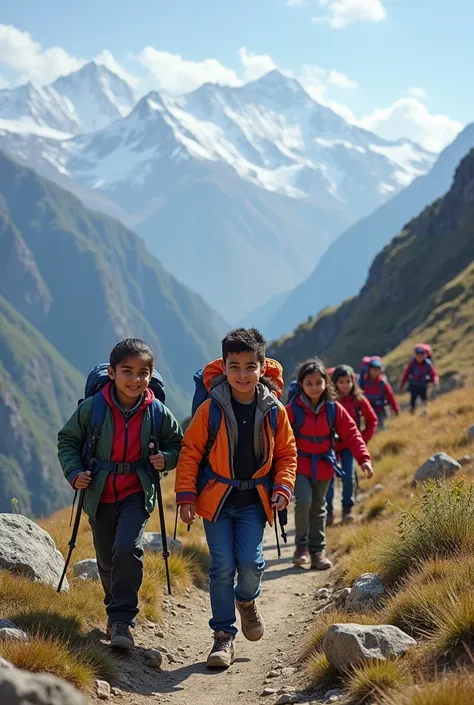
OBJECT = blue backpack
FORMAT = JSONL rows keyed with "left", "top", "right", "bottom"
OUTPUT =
{"left": 80, "top": 364, "right": 165, "bottom": 473}
{"left": 192, "top": 367, "right": 279, "bottom": 494}
{"left": 287, "top": 382, "right": 341, "bottom": 482}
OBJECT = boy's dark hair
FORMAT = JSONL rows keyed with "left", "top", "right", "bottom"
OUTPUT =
{"left": 332, "top": 364, "right": 363, "bottom": 401}
{"left": 296, "top": 358, "right": 337, "bottom": 402}
{"left": 222, "top": 327, "right": 266, "bottom": 364}
{"left": 109, "top": 338, "right": 154, "bottom": 372}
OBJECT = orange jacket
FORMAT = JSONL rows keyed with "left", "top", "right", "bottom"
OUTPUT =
{"left": 175, "top": 359, "right": 297, "bottom": 524}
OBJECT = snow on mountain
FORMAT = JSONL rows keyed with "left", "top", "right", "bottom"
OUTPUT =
{"left": 0, "top": 62, "right": 136, "bottom": 137}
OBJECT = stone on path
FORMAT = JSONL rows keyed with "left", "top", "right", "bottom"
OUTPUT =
{"left": 0, "top": 514, "right": 69, "bottom": 591}
{"left": 73, "top": 558, "right": 99, "bottom": 581}
{"left": 346, "top": 573, "right": 385, "bottom": 613}
{"left": 145, "top": 649, "right": 164, "bottom": 669}
{"left": 316, "top": 588, "right": 330, "bottom": 600}
{"left": 96, "top": 679, "right": 111, "bottom": 700}
{"left": 323, "top": 623, "right": 416, "bottom": 672}
{"left": 414, "top": 452, "right": 461, "bottom": 484}
{"left": 142, "top": 533, "right": 182, "bottom": 553}
{"left": 0, "top": 666, "right": 86, "bottom": 704}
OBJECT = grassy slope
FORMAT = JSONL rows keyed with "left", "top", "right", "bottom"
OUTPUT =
{"left": 301, "top": 385, "right": 474, "bottom": 704}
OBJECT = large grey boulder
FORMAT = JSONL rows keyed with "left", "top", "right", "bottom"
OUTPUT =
{"left": 323, "top": 623, "right": 416, "bottom": 672}
{"left": 346, "top": 573, "right": 385, "bottom": 613}
{"left": 0, "top": 514, "right": 69, "bottom": 591}
{"left": 142, "top": 533, "right": 182, "bottom": 553}
{"left": 73, "top": 558, "right": 99, "bottom": 581}
{"left": 413, "top": 452, "right": 461, "bottom": 484}
{"left": 0, "top": 666, "right": 86, "bottom": 704}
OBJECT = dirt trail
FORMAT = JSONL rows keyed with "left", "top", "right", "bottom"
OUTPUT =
{"left": 93, "top": 517, "right": 330, "bottom": 705}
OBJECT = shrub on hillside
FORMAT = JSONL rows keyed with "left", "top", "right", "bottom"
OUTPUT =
{"left": 380, "top": 674, "right": 474, "bottom": 705}
{"left": 345, "top": 660, "right": 410, "bottom": 704}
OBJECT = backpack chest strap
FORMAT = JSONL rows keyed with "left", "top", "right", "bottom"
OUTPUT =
{"left": 202, "top": 464, "right": 272, "bottom": 491}
{"left": 90, "top": 459, "right": 149, "bottom": 475}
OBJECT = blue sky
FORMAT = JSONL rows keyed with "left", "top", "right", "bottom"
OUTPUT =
{"left": 0, "top": 0, "right": 471, "bottom": 151}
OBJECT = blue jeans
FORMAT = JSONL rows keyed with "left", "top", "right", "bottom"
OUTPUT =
{"left": 326, "top": 449, "right": 355, "bottom": 513}
{"left": 89, "top": 492, "right": 149, "bottom": 626}
{"left": 203, "top": 503, "right": 266, "bottom": 636}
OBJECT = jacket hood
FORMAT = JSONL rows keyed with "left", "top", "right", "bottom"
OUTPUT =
{"left": 202, "top": 357, "right": 284, "bottom": 399}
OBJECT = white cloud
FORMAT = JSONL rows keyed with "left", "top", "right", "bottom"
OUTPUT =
{"left": 313, "top": 0, "right": 387, "bottom": 29}
{"left": 408, "top": 86, "right": 427, "bottom": 100}
{"left": 359, "top": 98, "right": 463, "bottom": 152}
{"left": 135, "top": 47, "right": 241, "bottom": 94}
{"left": 238, "top": 47, "right": 277, "bottom": 82}
{"left": 327, "top": 69, "right": 358, "bottom": 89}
{"left": 0, "top": 24, "right": 85, "bottom": 85}
{"left": 95, "top": 50, "right": 141, "bottom": 91}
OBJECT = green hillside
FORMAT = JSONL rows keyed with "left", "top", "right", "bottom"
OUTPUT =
{"left": 269, "top": 149, "right": 474, "bottom": 385}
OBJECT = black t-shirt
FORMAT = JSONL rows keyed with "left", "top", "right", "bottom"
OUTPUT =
{"left": 225, "top": 397, "right": 260, "bottom": 508}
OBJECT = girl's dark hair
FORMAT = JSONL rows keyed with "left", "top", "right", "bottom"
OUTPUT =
{"left": 332, "top": 364, "right": 363, "bottom": 401}
{"left": 109, "top": 338, "right": 154, "bottom": 372}
{"left": 296, "top": 358, "right": 337, "bottom": 402}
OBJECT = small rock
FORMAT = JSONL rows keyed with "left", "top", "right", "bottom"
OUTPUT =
{"left": 96, "top": 679, "right": 111, "bottom": 700}
{"left": 287, "top": 633, "right": 295, "bottom": 638}
{"left": 261, "top": 688, "right": 277, "bottom": 696}
{"left": 414, "top": 452, "right": 461, "bottom": 484}
{"left": 0, "top": 628, "right": 28, "bottom": 642}
{"left": 170, "top": 610, "right": 178, "bottom": 617}
{"left": 147, "top": 622, "right": 156, "bottom": 629}
{"left": 111, "top": 687, "right": 122, "bottom": 696}
{"left": 177, "top": 603, "right": 186, "bottom": 609}
{"left": 334, "top": 587, "right": 352, "bottom": 609}
{"left": 166, "top": 653, "right": 178, "bottom": 664}
{"left": 316, "top": 588, "right": 330, "bottom": 600}
{"left": 142, "top": 533, "right": 182, "bottom": 553}
{"left": 278, "top": 687, "right": 296, "bottom": 694}
{"left": 468, "top": 425, "right": 474, "bottom": 440}
{"left": 346, "top": 573, "right": 385, "bottom": 613}
{"left": 281, "top": 667, "right": 296, "bottom": 677}
{"left": 156, "top": 630, "right": 165, "bottom": 638}
{"left": 325, "top": 690, "right": 342, "bottom": 700}
{"left": 0, "top": 620, "right": 18, "bottom": 630}
{"left": 73, "top": 558, "right": 99, "bottom": 581}
{"left": 267, "top": 669, "right": 280, "bottom": 678}
{"left": 323, "top": 623, "right": 416, "bottom": 672}
{"left": 288, "top": 613, "right": 295, "bottom": 617}
{"left": 276, "top": 695, "right": 298, "bottom": 705}
{"left": 373, "top": 484, "right": 385, "bottom": 493}
{"left": 177, "top": 647, "right": 186, "bottom": 653}
{"left": 145, "top": 650, "right": 163, "bottom": 669}
{"left": 458, "top": 455, "right": 474, "bottom": 467}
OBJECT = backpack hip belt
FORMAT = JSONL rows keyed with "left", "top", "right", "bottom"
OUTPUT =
{"left": 89, "top": 459, "right": 149, "bottom": 475}
{"left": 297, "top": 448, "right": 342, "bottom": 483}
{"left": 202, "top": 464, "right": 272, "bottom": 491}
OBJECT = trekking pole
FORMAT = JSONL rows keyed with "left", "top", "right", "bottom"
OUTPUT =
{"left": 57, "top": 489, "right": 85, "bottom": 592}
{"left": 149, "top": 443, "right": 172, "bottom": 596}
{"left": 273, "top": 507, "right": 281, "bottom": 559}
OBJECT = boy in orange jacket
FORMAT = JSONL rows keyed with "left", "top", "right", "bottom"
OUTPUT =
{"left": 175, "top": 328, "right": 297, "bottom": 669}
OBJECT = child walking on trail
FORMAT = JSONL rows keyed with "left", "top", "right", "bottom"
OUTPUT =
{"left": 287, "top": 359, "right": 374, "bottom": 570}
{"left": 175, "top": 328, "right": 297, "bottom": 669}
{"left": 400, "top": 344, "right": 439, "bottom": 413}
{"left": 58, "top": 338, "right": 183, "bottom": 652}
{"left": 360, "top": 358, "right": 399, "bottom": 430}
{"left": 326, "top": 365, "right": 378, "bottom": 526}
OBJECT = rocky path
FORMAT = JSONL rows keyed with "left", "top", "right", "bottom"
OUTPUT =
{"left": 91, "top": 519, "right": 330, "bottom": 705}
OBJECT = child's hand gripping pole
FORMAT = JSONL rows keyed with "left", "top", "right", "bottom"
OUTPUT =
{"left": 149, "top": 443, "right": 172, "bottom": 596}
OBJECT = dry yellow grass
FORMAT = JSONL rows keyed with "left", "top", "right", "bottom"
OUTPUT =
{"left": 306, "top": 651, "right": 340, "bottom": 690}
{"left": 379, "top": 673, "right": 474, "bottom": 705}
{"left": 345, "top": 660, "right": 411, "bottom": 705}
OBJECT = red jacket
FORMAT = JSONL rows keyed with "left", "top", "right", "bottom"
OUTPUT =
{"left": 360, "top": 376, "right": 399, "bottom": 415}
{"left": 336, "top": 395, "right": 378, "bottom": 449}
{"left": 100, "top": 383, "right": 154, "bottom": 503}
{"left": 401, "top": 359, "right": 439, "bottom": 387}
{"left": 286, "top": 397, "right": 371, "bottom": 482}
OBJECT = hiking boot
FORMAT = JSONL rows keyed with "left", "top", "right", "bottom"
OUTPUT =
{"left": 110, "top": 621, "right": 134, "bottom": 651}
{"left": 311, "top": 552, "right": 332, "bottom": 571}
{"left": 207, "top": 631, "right": 235, "bottom": 669}
{"left": 326, "top": 512, "right": 334, "bottom": 527}
{"left": 342, "top": 508, "right": 354, "bottom": 524}
{"left": 292, "top": 546, "right": 310, "bottom": 566}
{"left": 236, "top": 599, "right": 265, "bottom": 642}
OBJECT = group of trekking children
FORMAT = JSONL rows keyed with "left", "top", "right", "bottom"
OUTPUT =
{"left": 57, "top": 332, "right": 438, "bottom": 671}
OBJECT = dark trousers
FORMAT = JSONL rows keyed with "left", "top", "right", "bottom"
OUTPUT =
{"left": 409, "top": 383, "right": 428, "bottom": 411}
{"left": 89, "top": 492, "right": 148, "bottom": 626}
{"left": 376, "top": 408, "right": 387, "bottom": 430}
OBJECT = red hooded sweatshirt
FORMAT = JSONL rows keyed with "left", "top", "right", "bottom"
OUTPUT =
{"left": 100, "top": 382, "right": 155, "bottom": 503}
{"left": 286, "top": 396, "right": 371, "bottom": 482}
{"left": 335, "top": 394, "right": 378, "bottom": 451}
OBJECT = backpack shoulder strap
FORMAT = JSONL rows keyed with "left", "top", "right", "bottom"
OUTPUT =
{"left": 84, "top": 392, "right": 108, "bottom": 465}
{"left": 149, "top": 399, "right": 164, "bottom": 452}
{"left": 326, "top": 401, "right": 337, "bottom": 434}
{"left": 202, "top": 399, "right": 222, "bottom": 467}
{"left": 269, "top": 405, "right": 279, "bottom": 436}
{"left": 192, "top": 369, "right": 208, "bottom": 416}
{"left": 290, "top": 397, "right": 305, "bottom": 438}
